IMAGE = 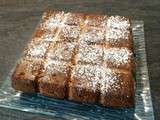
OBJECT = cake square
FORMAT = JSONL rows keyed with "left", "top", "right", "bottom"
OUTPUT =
{"left": 106, "top": 16, "right": 131, "bottom": 30}
{"left": 79, "top": 27, "right": 105, "bottom": 45}
{"left": 12, "top": 58, "right": 44, "bottom": 93}
{"left": 105, "top": 28, "right": 133, "bottom": 48}
{"left": 103, "top": 47, "right": 134, "bottom": 71}
{"left": 23, "top": 41, "right": 50, "bottom": 59}
{"left": 41, "top": 10, "right": 65, "bottom": 30}
{"left": 58, "top": 25, "right": 81, "bottom": 42}
{"left": 104, "top": 16, "right": 133, "bottom": 49}
{"left": 46, "top": 42, "right": 77, "bottom": 62}
{"left": 68, "top": 64, "right": 100, "bottom": 103}
{"left": 99, "top": 70, "right": 135, "bottom": 107}
{"left": 38, "top": 60, "right": 71, "bottom": 99}
{"left": 64, "top": 12, "right": 85, "bottom": 26}
{"left": 76, "top": 45, "right": 103, "bottom": 65}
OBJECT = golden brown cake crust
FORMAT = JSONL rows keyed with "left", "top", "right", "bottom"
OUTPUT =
{"left": 12, "top": 10, "right": 135, "bottom": 107}
{"left": 99, "top": 71, "right": 135, "bottom": 107}
{"left": 38, "top": 60, "right": 71, "bottom": 99}
{"left": 12, "top": 58, "right": 44, "bottom": 92}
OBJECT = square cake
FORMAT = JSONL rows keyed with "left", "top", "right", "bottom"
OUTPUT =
{"left": 38, "top": 60, "right": 71, "bottom": 99}
{"left": 12, "top": 10, "right": 135, "bottom": 107}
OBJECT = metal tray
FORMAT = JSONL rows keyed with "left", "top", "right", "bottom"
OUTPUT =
{"left": 0, "top": 21, "right": 154, "bottom": 120}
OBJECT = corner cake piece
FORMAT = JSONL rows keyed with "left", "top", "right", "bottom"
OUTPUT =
{"left": 41, "top": 10, "right": 65, "bottom": 30}
{"left": 107, "top": 16, "right": 131, "bottom": 30}
{"left": 99, "top": 69, "right": 135, "bottom": 107}
{"left": 38, "top": 60, "right": 71, "bottom": 99}
{"left": 105, "top": 16, "right": 133, "bottom": 49}
{"left": 12, "top": 58, "right": 44, "bottom": 92}
{"left": 11, "top": 10, "right": 135, "bottom": 107}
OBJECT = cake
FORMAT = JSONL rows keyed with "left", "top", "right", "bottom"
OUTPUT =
{"left": 38, "top": 60, "right": 71, "bottom": 99}
{"left": 12, "top": 10, "right": 135, "bottom": 107}
{"left": 69, "top": 64, "right": 100, "bottom": 103}
{"left": 12, "top": 58, "right": 44, "bottom": 92}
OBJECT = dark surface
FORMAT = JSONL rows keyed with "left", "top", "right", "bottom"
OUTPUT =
{"left": 0, "top": 0, "right": 159, "bottom": 120}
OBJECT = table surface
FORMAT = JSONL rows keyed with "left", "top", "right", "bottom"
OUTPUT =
{"left": 0, "top": 0, "right": 160, "bottom": 120}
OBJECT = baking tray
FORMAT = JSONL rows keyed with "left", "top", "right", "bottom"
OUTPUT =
{"left": 0, "top": 20, "right": 154, "bottom": 120}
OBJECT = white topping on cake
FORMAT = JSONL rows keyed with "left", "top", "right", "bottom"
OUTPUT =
{"left": 72, "top": 65, "right": 100, "bottom": 91}
{"left": 103, "top": 48, "right": 132, "bottom": 66}
{"left": 106, "top": 15, "right": 131, "bottom": 47}
{"left": 24, "top": 42, "right": 49, "bottom": 58}
{"left": 60, "top": 25, "right": 81, "bottom": 39}
{"left": 105, "top": 28, "right": 129, "bottom": 43}
{"left": 107, "top": 16, "right": 130, "bottom": 30}
{"left": 44, "top": 59, "right": 70, "bottom": 74}
{"left": 80, "top": 28, "right": 105, "bottom": 45}
{"left": 47, "top": 42, "right": 76, "bottom": 61}
{"left": 41, "top": 12, "right": 65, "bottom": 30}
{"left": 72, "top": 65, "right": 120, "bottom": 93}
{"left": 77, "top": 45, "right": 103, "bottom": 64}
{"left": 100, "top": 67, "right": 120, "bottom": 94}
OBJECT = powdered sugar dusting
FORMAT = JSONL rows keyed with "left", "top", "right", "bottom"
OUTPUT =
{"left": 72, "top": 65, "right": 120, "bottom": 93}
{"left": 77, "top": 45, "right": 103, "bottom": 64}
{"left": 60, "top": 25, "right": 81, "bottom": 39}
{"left": 24, "top": 42, "right": 49, "bottom": 58}
{"left": 72, "top": 65, "right": 101, "bottom": 91}
{"left": 46, "top": 42, "right": 76, "bottom": 61}
{"left": 79, "top": 28, "right": 105, "bottom": 45}
{"left": 41, "top": 12, "right": 65, "bottom": 30}
{"left": 107, "top": 16, "right": 130, "bottom": 30}
{"left": 44, "top": 59, "right": 70, "bottom": 74}
{"left": 105, "top": 16, "right": 131, "bottom": 43}
{"left": 100, "top": 66, "right": 120, "bottom": 94}
{"left": 104, "top": 48, "right": 132, "bottom": 66}
{"left": 105, "top": 28, "right": 130, "bottom": 43}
